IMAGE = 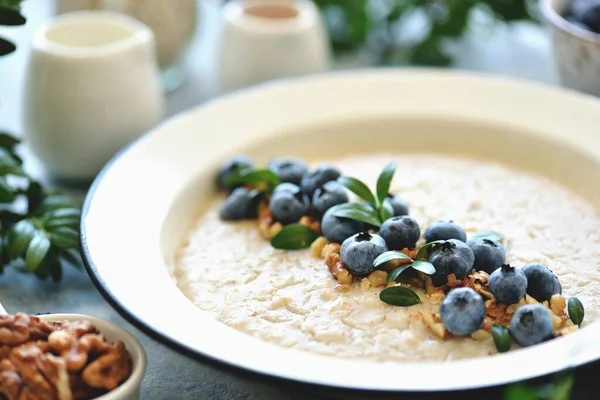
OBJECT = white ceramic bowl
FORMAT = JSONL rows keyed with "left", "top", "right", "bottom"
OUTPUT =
{"left": 540, "top": 0, "right": 600, "bottom": 97}
{"left": 81, "top": 69, "right": 600, "bottom": 392}
{"left": 37, "top": 314, "right": 146, "bottom": 400}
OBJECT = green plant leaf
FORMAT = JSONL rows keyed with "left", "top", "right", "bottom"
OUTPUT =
{"left": 0, "top": 37, "right": 16, "bottom": 57}
{"left": 331, "top": 202, "right": 382, "bottom": 227}
{"left": 379, "top": 198, "right": 394, "bottom": 221}
{"left": 6, "top": 219, "right": 36, "bottom": 259}
{"left": 49, "top": 227, "right": 79, "bottom": 249}
{"left": 387, "top": 264, "right": 412, "bottom": 282}
{"left": 0, "top": 132, "right": 20, "bottom": 150}
{"left": 567, "top": 297, "right": 584, "bottom": 327}
{"left": 59, "top": 249, "right": 82, "bottom": 267}
{"left": 25, "top": 233, "right": 50, "bottom": 272}
{"left": 373, "top": 250, "right": 413, "bottom": 268}
{"left": 0, "top": 177, "right": 15, "bottom": 202}
{"left": 41, "top": 208, "right": 80, "bottom": 230}
{"left": 379, "top": 286, "right": 421, "bottom": 306}
{"left": 35, "top": 195, "right": 79, "bottom": 215}
{"left": 270, "top": 223, "right": 319, "bottom": 250}
{"left": 470, "top": 230, "right": 504, "bottom": 243}
{"left": 26, "top": 181, "right": 44, "bottom": 213}
{"left": 0, "top": 6, "right": 25, "bottom": 25}
{"left": 376, "top": 162, "right": 397, "bottom": 207}
{"left": 414, "top": 240, "right": 446, "bottom": 260}
{"left": 410, "top": 260, "right": 436, "bottom": 275}
{"left": 337, "top": 176, "right": 377, "bottom": 207}
{"left": 492, "top": 324, "right": 512, "bottom": 353}
{"left": 226, "top": 168, "right": 280, "bottom": 187}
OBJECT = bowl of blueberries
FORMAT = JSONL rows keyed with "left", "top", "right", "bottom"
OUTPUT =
{"left": 541, "top": 0, "right": 600, "bottom": 96}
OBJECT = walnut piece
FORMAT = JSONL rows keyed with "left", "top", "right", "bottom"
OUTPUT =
{"left": 81, "top": 342, "right": 132, "bottom": 391}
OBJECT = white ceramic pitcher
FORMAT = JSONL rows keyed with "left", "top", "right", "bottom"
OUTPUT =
{"left": 216, "top": 0, "right": 332, "bottom": 92}
{"left": 22, "top": 11, "right": 165, "bottom": 181}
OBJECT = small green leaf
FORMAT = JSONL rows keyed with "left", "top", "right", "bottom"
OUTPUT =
{"left": 59, "top": 249, "right": 82, "bottom": 267}
{"left": 567, "top": 297, "right": 584, "bottom": 327}
{"left": 337, "top": 176, "right": 377, "bottom": 207}
{"left": 26, "top": 181, "right": 44, "bottom": 213}
{"left": 25, "top": 233, "right": 51, "bottom": 272}
{"left": 376, "top": 162, "right": 397, "bottom": 207}
{"left": 470, "top": 230, "right": 504, "bottom": 243}
{"left": 379, "top": 198, "right": 394, "bottom": 221}
{"left": 226, "top": 168, "right": 280, "bottom": 187}
{"left": 6, "top": 219, "right": 36, "bottom": 259}
{"left": 0, "top": 6, "right": 26, "bottom": 25}
{"left": 35, "top": 195, "right": 79, "bottom": 215}
{"left": 0, "top": 132, "right": 20, "bottom": 150}
{"left": 0, "top": 177, "right": 15, "bottom": 202}
{"left": 503, "top": 382, "right": 540, "bottom": 400}
{"left": 49, "top": 258, "right": 63, "bottom": 282}
{"left": 270, "top": 223, "right": 319, "bottom": 250}
{"left": 49, "top": 227, "right": 79, "bottom": 249}
{"left": 41, "top": 208, "right": 81, "bottom": 230}
{"left": 331, "top": 202, "right": 382, "bottom": 227}
{"left": 379, "top": 286, "right": 421, "bottom": 306}
{"left": 0, "top": 37, "right": 16, "bottom": 57}
{"left": 373, "top": 250, "right": 413, "bottom": 268}
{"left": 410, "top": 260, "right": 435, "bottom": 275}
{"left": 492, "top": 324, "right": 512, "bottom": 353}
{"left": 0, "top": 147, "right": 20, "bottom": 173}
{"left": 387, "top": 265, "right": 412, "bottom": 282}
{"left": 414, "top": 240, "right": 446, "bottom": 260}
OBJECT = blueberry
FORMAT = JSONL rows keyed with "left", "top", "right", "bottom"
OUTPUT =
{"left": 312, "top": 181, "right": 348, "bottom": 216}
{"left": 219, "top": 187, "right": 258, "bottom": 220}
{"left": 300, "top": 164, "right": 341, "bottom": 197}
{"left": 423, "top": 220, "right": 467, "bottom": 243}
{"left": 379, "top": 216, "right": 420, "bottom": 250}
{"left": 428, "top": 239, "right": 475, "bottom": 286}
{"left": 466, "top": 237, "right": 506, "bottom": 274}
{"left": 509, "top": 304, "right": 553, "bottom": 347}
{"left": 273, "top": 182, "right": 300, "bottom": 194}
{"left": 340, "top": 232, "right": 388, "bottom": 277}
{"left": 385, "top": 194, "right": 409, "bottom": 216}
{"left": 268, "top": 183, "right": 309, "bottom": 224}
{"left": 321, "top": 204, "right": 366, "bottom": 244}
{"left": 216, "top": 155, "right": 254, "bottom": 192}
{"left": 521, "top": 263, "right": 562, "bottom": 302}
{"left": 489, "top": 264, "right": 527, "bottom": 304}
{"left": 268, "top": 157, "right": 309, "bottom": 185}
{"left": 582, "top": 4, "right": 600, "bottom": 33}
{"left": 439, "top": 287, "right": 485, "bottom": 336}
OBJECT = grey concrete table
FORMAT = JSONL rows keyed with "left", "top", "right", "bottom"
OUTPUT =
{"left": 0, "top": 1, "right": 563, "bottom": 399}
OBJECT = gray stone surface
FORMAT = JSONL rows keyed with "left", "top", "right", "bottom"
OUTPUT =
{"left": 0, "top": 1, "right": 562, "bottom": 399}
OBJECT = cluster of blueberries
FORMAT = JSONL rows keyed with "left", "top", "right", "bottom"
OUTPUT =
{"left": 564, "top": 0, "right": 600, "bottom": 33}
{"left": 216, "top": 155, "right": 566, "bottom": 348}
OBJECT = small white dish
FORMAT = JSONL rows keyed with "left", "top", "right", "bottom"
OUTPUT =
{"left": 216, "top": 0, "right": 331, "bottom": 92}
{"left": 81, "top": 69, "right": 600, "bottom": 392}
{"left": 540, "top": 0, "right": 600, "bottom": 97}
{"left": 0, "top": 303, "right": 146, "bottom": 400}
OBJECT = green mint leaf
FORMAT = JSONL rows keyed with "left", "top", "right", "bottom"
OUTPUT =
{"left": 415, "top": 240, "right": 446, "bottom": 260}
{"left": 0, "top": 6, "right": 26, "bottom": 25}
{"left": 331, "top": 202, "right": 382, "bottom": 227}
{"left": 376, "top": 162, "right": 397, "bottom": 207}
{"left": 373, "top": 250, "right": 413, "bottom": 268}
{"left": 379, "top": 286, "right": 421, "bottom": 306}
{"left": 410, "top": 260, "right": 435, "bottom": 275}
{"left": 49, "top": 227, "right": 79, "bottom": 249}
{"left": 270, "top": 223, "right": 319, "bottom": 250}
{"left": 567, "top": 297, "right": 584, "bottom": 327}
{"left": 387, "top": 265, "right": 412, "bottom": 282}
{"left": 470, "top": 230, "right": 504, "bottom": 243}
{"left": 226, "top": 168, "right": 280, "bottom": 187}
{"left": 492, "top": 324, "right": 512, "bottom": 353}
{"left": 6, "top": 219, "right": 36, "bottom": 259}
{"left": 25, "top": 233, "right": 50, "bottom": 272}
{"left": 0, "top": 177, "right": 15, "bottom": 203}
{"left": 337, "top": 176, "right": 377, "bottom": 207}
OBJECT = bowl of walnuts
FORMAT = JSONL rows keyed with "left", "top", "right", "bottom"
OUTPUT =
{"left": 0, "top": 312, "right": 146, "bottom": 400}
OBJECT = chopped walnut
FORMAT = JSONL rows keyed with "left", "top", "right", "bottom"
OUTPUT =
{"left": 320, "top": 243, "right": 340, "bottom": 260}
{"left": 424, "top": 276, "right": 435, "bottom": 295}
{"left": 258, "top": 219, "right": 271, "bottom": 239}
{"left": 325, "top": 253, "right": 341, "bottom": 273}
{"left": 269, "top": 222, "right": 283, "bottom": 238}
{"left": 298, "top": 216, "right": 312, "bottom": 227}
{"left": 428, "top": 290, "right": 446, "bottom": 305}
{"left": 367, "top": 271, "right": 387, "bottom": 288}
{"left": 525, "top": 295, "right": 539, "bottom": 305}
{"left": 420, "top": 312, "right": 450, "bottom": 340}
{"left": 336, "top": 268, "right": 352, "bottom": 285}
{"left": 81, "top": 342, "right": 131, "bottom": 391}
{"left": 446, "top": 273, "right": 464, "bottom": 288}
{"left": 360, "top": 278, "right": 371, "bottom": 290}
{"left": 550, "top": 294, "right": 566, "bottom": 316}
{"left": 309, "top": 236, "right": 328, "bottom": 258}
{"left": 485, "top": 300, "right": 512, "bottom": 326}
{"left": 471, "top": 329, "right": 491, "bottom": 341}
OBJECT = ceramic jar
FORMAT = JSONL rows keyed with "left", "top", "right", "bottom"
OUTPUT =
{"left": 216, "top": 0, "right": 332, "bottom": 92}
{"left": 22, "top": 11, "right": 165, "bottom": 181}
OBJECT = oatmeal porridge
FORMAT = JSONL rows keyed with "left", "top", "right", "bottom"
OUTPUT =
{"left": 172, "top": 154, "right": 600, "bottom": 362}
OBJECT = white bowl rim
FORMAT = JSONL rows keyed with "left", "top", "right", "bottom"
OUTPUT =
{"left": 80, "top": 68, "right": 600, "bottom": 393}
{"left": 37, "top": 313, "right": 146, "bottom": 399}
{"left": 540, "top": 0, "right": 600, "bottom": 44}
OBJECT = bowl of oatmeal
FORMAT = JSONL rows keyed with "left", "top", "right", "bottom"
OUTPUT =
{"left": 81, "top": 69, "right": 600, "bottom": 392}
